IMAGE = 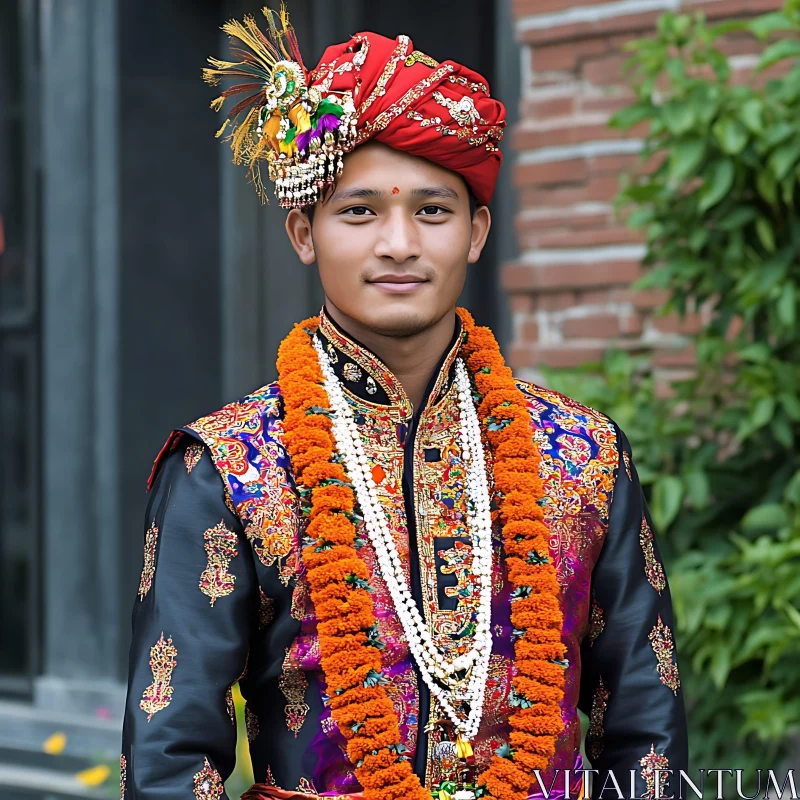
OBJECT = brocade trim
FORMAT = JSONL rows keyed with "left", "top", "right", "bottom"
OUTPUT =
{"left": 357, "top": 35, "right": 410, "bottom": 118}
{"left": 343, "top": 362, "right": 362, "bottom": 382}
{"left": 623, "top": 449, "right": 633, "bottom": 480}
{"left": 184, "top": 443, "right": 203, "bottom": 474}
{"left": 246, "top": 705, "right": 261, "bottom": 742}
{"left": 405, "top": 50, "right": 439, "bottom": 68}
{"left": 297, "top": 777, "right": 318, "bottom": 794}
{"left": 224, "top": 687, "right": 235, "bottom": 724}
{"left": 138, "top": 521, "right": 159, "bottom": 601}
{"left": 139, "top": 632, "right": 177, "bottom": 721}
{"left": 586, "top": 676, "right": 609, "bottom": 762}
{"left": 193, "top": 757, "right": 224, "bottom": 800}
{"left": 640, "top": 517, "right": 666, "bottom": 594}
{"left": 448, "top": 74, "right": 489, "bottom": 94}
{"left": 649, "top": 615, "right": 681, "bottom": 695}
{"left": 279, "top": 649, "right": 309, "bottom": 737}
{"left": 259, "top": 588, "right": 275, "bottom": 629}
{"left": 588, "top": 592, "right": 605, "bottom": 646}
{"left": 199, "top": 521, "right": 239, "bottom": 606}
{"left": 119, "top": 754, "right": 126, "bottom": 799}
{"left": 639, "top": 745, "right": 671, "bottom": 799}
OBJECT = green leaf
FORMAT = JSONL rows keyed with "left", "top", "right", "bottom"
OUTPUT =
{"left": 651, "top": 476, "right": 684, "bottom": 531}
{"left": 758, "top": 39, "right": 800, "bottom": 71}
{"left": 751, "top": 396, "right": 777, "bottom": 430}
{"left": 741, "top": 503, "right": 789, "bottom": 531}
{"left": 663, "top": 99, "right": 696, "bottom": 135}
{"left": 749, "top": 12, "right": 793, "bottom": 40}
{"left": 777, "top": 283, "right": 796, "bottom": 327}
{"left": 768, "top": 139, "right": 800, "bottom": 181}
{"left": 669, "top": 137, "right": 706, "bottom": 183}
{"left": 685, "top": 470, "right": 710, "bottom": 509}
{"left": 738, "top": 98, "right": 764, "bottom": 134}
{"left": 780, "top": 393, "right": 800, "bottom": 422}
{"left": 712, "top": 118, "right": 749, "bottom": 155}
{"left": 719, "top": 205, "right": 757, "bottom": 230}
{"left": 698, "top": 159, "right": 735, "bottom": 212}
{"left": 710, "top": 644, "right": 732, "bottom": 689}
{"left": 756, "top": 217, "right": 777, "bottom": 252}
{"left": 609, "top": 103, "right": 654, "bottom": 129}
{"left": 756, "top": 169, "right": 779, "bottom": 206}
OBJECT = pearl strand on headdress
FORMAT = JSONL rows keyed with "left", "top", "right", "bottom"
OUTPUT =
{"left": 313, "top": 336, "right": 493, "bottom": 739}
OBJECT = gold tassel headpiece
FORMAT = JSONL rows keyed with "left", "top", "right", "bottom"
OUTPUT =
{"left": 203, "top": 3, "right": 357, "bottom": 208}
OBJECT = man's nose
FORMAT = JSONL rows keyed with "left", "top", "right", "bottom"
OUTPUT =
{"left": 374, "top": 211, "right": 422, "bottom": 261}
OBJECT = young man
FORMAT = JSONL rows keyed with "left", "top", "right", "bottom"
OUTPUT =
{"left": 121, "top": 8, "right": 688, "bottom": 800}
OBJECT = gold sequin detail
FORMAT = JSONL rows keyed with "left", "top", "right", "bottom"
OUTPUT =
{"left": 359, "top": 63, "right": 455, "bottom": 142}
{"left": 448, "top": 74, "right": 488, "bottom": 94}
{"left": 640, "top": 516, "right": 666, "bottom": 594}
{"left": 279, "top": 649, "right": 310, "bottom": 737}
{"left": 586, "top": 676, "right": 609, "bottom": 762}
{"left": 588, "top": 592, "right": 605, "bottom": 646}
{"left": 139, "top": 632, "right": 177, "bottom": 721}
{"left": 296, "top": 777, "right": 318, "bottom": 794}
{"left": 120, "top": 754, "right": 126, "bottom": 799}
{"left": 649, "top": 615, "right": 681, "bottom": 695}
{"left": 138, "top": 521, "right": 159, "bottom": 601}
{"left": 259, "top": 588, "right": 275, "bottom": 629}
{"left": 246, "top": 705, "right": 260, "bottom": 742}
{"left": 357, "top": 35, "right": 410, "bottom": 118}
{"left": 184, "top": 443, "right": 203, "bottom": 474}
{"left": 405, "top": 50, "right": 439, "bottom": 68}
{"left": 199, "top": 521, "right": 239, "bottom": 606}
{"left": 193, "top": 757, "right": 224, "bottom": 799}
{"left": 224, "top": 686, "right": 235, "bottom": 724}
{"left": 623, "top": 449, "right": 633, "bottom": 480}
{"left": 639, "top": 745, "right": 670, "bottom": 799}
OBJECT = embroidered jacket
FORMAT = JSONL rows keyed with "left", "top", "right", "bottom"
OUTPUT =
{"left": 121, "top": 309, "right": 688, "bottom": 799}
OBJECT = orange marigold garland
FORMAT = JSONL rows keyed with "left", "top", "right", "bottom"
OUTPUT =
{"left": 276, "top": 308, "right": 565, "bottom": 800}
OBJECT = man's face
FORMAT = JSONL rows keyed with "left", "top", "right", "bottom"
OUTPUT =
{"left": 285, "top": 141, "right": 492, "bottom": 337}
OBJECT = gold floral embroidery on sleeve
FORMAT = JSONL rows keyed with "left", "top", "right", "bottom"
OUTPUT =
{"left": 640, "top": 517, "right": 666, "bottom": 594}
{"left": 586, "top": 676, "right": 609, "bottom": 762}
{"left": 184, "top": 443, "right": 203, "bottom": 474}
{"left": 246, "top": 704, "right": 260, "bottom": 742}
{"left": 193, "top": 757, "right": 224, "bottom": 799}
{"left": 119, "top": 754, "right": 126, "bottom": 799}
{"left": 649, "top": 615, "right": 681, "bottom": 695}
{"left": 279, "top": 648, "right": 310, "bottom": 737}
{"left": 588, "top": 592, "right": 605, "bottom": 646}
{"left": 199, "top": 521, "right": 239, "bottom": 606}
{"left": 259, "top": 588, "right": 275, "bottom": 630}
{"left": 138, "top": 521, "right": 159, "bottom": 601}
{"left": 639, "top": 745, "right": 670, "bottom": 799}
{"left": 622, "top": 449, "right": 633, "bottom": 480}
{"left": 297, "top": 777, "right": 318, "bottom": 793}
{"left": 139, "top": 632, "right": 177, "bottom": 721}
{"left": 224, "top": 687, "right": 235, "bottom": 724}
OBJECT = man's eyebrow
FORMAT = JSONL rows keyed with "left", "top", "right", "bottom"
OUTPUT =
{"left": 410, "top": 186, "right": 460, "bottom": 201}
{"left": 328, "top": 187, "right": 384, "bottom": 202}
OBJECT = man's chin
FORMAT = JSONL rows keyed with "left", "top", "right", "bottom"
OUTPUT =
{"left": 350, "top": 303, "right": 436, "bottom": 338}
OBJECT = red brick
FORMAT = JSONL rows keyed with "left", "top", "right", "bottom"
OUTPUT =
{"left": 529, "top": 345, "right": 609, "bottom": 368}
{"left": 513, "top": 0, "right": 608, "bottom": 17}
{"left": 519, "top": 175, "right": 621, "bottom": 207}
{"left": 513, "top": 121, "right": 646, "bottom": 151}
{"left": 620, "top": 312, "right": 644, "bottom": 336}
{"left": 501, "top": 260, "right": 641, "bottom": 292}
{"left": 523, "top": 94, "right": 576, "bottom": 120}
{"left": 520, "top": 319, "right": 539, "bottom": 343}
{"left": 563, "top": 314, "right": 620, "bottom": 339}
{"left": 590, "top": 153, "right": 640, "bottom": 175}
{"left": 652, "top": 345, "right": 696, "bottom": 368}
{"left": 650, "top": 313, "right": 705, "bottom": 336}
{"left": 534, "top": 291, "right": 578, "bottom": 311}
{"left": 629, "top": 289, "right": 670, "bottom": 310}
{"left": 514, "top": 158, "right": 588, "bottom": 187}
{"left": 575, "top": 289, "right": 614, "bottom": 306}
{"left": 531, "top": 38, "right": 607, "bottom": 72}
{"left": 582, "top": 53, "right": 627, "bottom": 86}
{"left": 691, "top": 0, "right": 782, "bottom": 20}
{"left": 509, "top": 295, "right": 533, "bottom": 314}
{"left": 516, "top": 211, "right": 611, "bottom": 232}
{"left": 580, "top": 94, "right": 635, "bottom": 115}
{"left": 534, "top": 226, "right": 642, "bottom": 248}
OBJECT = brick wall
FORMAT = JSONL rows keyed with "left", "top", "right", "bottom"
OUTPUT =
{"left": 505, "top": 0, "right": 782, "bottom": 389}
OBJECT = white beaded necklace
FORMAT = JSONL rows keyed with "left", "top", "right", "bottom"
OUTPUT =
{"left": 314, "top": 336, "right": 494, "bottom": 741}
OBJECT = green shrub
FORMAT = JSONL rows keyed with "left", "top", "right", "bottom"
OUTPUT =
{"left": 545, "top": 2, "right": 800, "bottom": 774}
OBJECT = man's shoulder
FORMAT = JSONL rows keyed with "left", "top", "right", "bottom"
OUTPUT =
{"left": 146, "top": 381, "right": 284, "bottom": 491}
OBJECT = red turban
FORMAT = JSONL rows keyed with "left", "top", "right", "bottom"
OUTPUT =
{"left": 310, "top": 33, "right": 506, "bottom": 205}
{"left": 205, "top": 10, "right": 505, "bottom": 207}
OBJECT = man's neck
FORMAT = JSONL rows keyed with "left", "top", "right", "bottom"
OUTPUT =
{"left": 324, "top": 301, "right": 457, "bottom": 413}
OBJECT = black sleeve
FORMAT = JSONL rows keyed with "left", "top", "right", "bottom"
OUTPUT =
{"left": 579, "top": 425, "right": 689, "bottom": 800}
{"left": 121, "top": 436, "right": 258, "bottom": 799}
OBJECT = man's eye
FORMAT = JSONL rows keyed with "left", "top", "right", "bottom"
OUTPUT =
{"left": 418, "top": 205, "right": 447, "bottom": 216}
{"left": 343, "top": 206, "right": 374, "bottom": 216}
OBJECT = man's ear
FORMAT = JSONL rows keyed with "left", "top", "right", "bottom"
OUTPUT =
{"left": 467, "top": 205, "right": 492, "bottom": 264}
{"left": 285, "top": 208, "right": 316, "bottom": 265}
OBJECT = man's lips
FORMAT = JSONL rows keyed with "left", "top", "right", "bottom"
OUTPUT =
{"left": 366, "top": 274, "right": 429, "bottom": 294}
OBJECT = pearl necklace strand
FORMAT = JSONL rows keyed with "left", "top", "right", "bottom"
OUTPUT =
{"left": 313, "top": 336, "right": 494, "bottom": 740}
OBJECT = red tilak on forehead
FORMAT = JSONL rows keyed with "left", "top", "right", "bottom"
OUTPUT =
{"left": 391, "top": 186, "right": 400, "bottom": 195}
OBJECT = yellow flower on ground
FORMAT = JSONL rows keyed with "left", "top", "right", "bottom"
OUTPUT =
{"left": 76, "top": 764, "right": 111, "bottom": 786}
{"left": 42, "top": 732, "right": 66, "bottom": 755}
